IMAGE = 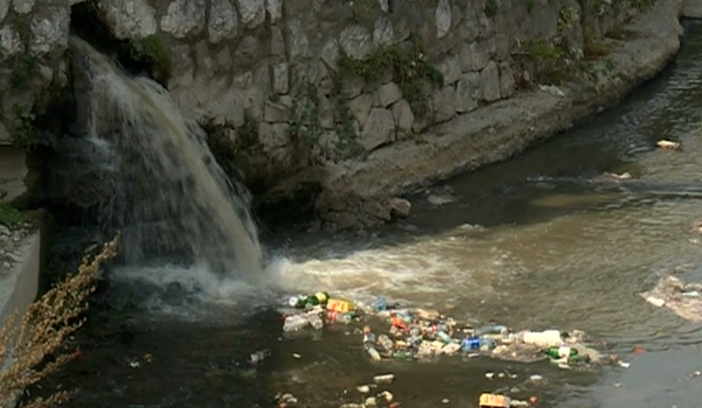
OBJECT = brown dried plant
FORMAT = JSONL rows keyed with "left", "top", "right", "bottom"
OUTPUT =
{"left": 0, "top": 234, "right": 120, "bottom": 408}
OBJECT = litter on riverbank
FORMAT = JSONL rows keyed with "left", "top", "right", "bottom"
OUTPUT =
{"left": 279, "top": 292, "right": 604, "bottom": 369}
{"left": 641, "top": 275, "right": 702, "bottom": 322}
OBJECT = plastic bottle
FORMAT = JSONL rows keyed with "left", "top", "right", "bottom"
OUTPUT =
{"left": 479, "top": 336, "right": 496, "bottom": 351}
{"left": 392, "top": 351, "right": 414, "bottom": 360}
{"left": 328, "top": 311, "right": 354, "bottom": 324}
{"left": 521, "top": 330, "right": 563, "bottom": 347}
{"left": 326, "top": 298, "right": 356, "bottom": 312}
{"left": 294, "top": 292, "right": 330, "bottom": 309}
{"left": 375, "top": 297, "right": 388, "bottom": 311}
{"left": 437, "top": 331, "right": 453, "bottom": 344}
{"left": 283, "top": 315, "right": 309, "bottom": 332}
{"left": 306, "top": 313, "right": 324, "bottom": 330}
{"left": 377, "top": 334, "right": 395, "bottom": 352}
{"left": 475, "top": 325, "right": 508, "bottom": 337}
{"left": 461, "top": 336, "right": 481, "bottom": 351}
{"left": 545, "top": 346, "right": 578, "bottom": 359}
{"left": 366, "top": 345, "right": 382, "bottom": 361}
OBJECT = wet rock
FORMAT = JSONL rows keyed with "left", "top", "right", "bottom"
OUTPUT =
{"left": 435, "top": 0, "right": 451, "bottom": 38}
{"left": 265, "top": 0, "right": 282, "bottom": 23}
{"left": 13, "top": 0, "right": 33, "bottom": 14}
{"left": 360, "top": 108, "right": 395, "bottom": 151}
{"left": 98, "top": 0, "right": 157, "bottom": 39}
{"left": 263, "top": 100, "right": 291, "bottom": 123}
{"left": 273, "top": 62, "right": 289, "bottom": 94}
{"left": 349, "top": 94, "right": 373, "bottom": 127}
{"left": 0, "top": 26, "right": 23, "bottom": 58}
{"left": 377, "top": 82, "right": 402, "bottom": 107}
{"left": 258, "top": 122, "right": 290, "bottom": 154}
{"left": 388, "top": 197, "right": 411, "bottom": 218}
{"left": 286, "top": 20, "right": 309, "bottom": 59}
{"left": 0, "top": 0, "right": 9, "bottom": 22}
{"left": 235, "top": 0, "right": 265, "bottom": 28}
{"left": 455, "top": 72, "right": 481, "bottom": 112}
{"left": 340, "top": 25, "right": 373, "bottom": 60}
{"left": 30, "top": 6, "right": 70, "bottom": 55}
{"left": 499, "top": 62, "right": 515, "bottom": 99}
{"left": 321, "top": 39, "right": 340, "bottom": 71}
{"left": 438, "top": 54, "right": 462, "bottom": 86}
{"left": 390, "top": 99, "right": 414, "bottom": 138}
{"left": 480, "top": 60, "right": 501, "bottom": 102}
{"left": 373, "top": 16, "right": 394, "bottom": 47}
{"left": 432, "top": 86, "right": 457, "bottom": 123}
{"left": 159, "top": 0, "right": 206, "bottom": 39}
{"left": 207, "top": 0, "right": 238, "bottom": 43}
{"left": 460, "top": 41, "right": 489, "bottom": 72}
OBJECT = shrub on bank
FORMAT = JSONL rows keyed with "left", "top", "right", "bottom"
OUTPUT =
{"left": 0, "top": 235, "right": 120, "bottom": 407}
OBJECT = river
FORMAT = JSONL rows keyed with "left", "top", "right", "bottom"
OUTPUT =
{"left": 45, "top": 20, "right": 702, "bottom": 408}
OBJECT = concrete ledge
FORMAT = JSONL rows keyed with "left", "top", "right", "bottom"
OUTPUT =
{"left": 312, "top": 0, "right": 686, "bottom": 211}
{"left": 0, "top": 228, "right": 44, "bottom": 329}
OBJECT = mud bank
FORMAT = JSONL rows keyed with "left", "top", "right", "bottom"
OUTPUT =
{"left": 303, "top": 0, "right": 691, "bottom": 229}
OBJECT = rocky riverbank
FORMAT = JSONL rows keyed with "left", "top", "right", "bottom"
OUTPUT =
{"left": 302, "top": 0, "right": 692, "bottom": 230}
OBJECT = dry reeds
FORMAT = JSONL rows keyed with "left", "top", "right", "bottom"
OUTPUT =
{"left": 0, "top": 234, "right": 119, "bottom": 408}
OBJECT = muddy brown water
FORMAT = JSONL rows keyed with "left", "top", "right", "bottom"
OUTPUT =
{"left": 43, "top": 20, "right": 702, "bottom": 408}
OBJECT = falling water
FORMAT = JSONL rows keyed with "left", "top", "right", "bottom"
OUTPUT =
{"left": 68, "top": 36, "right": 263, "bottom": 278}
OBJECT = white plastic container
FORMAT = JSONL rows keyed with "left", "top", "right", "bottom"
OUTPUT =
{"left": 283, "top": 315, "right": 309, "bottom": 332}
{"left": 520, "top": 330, "right": 562, "bottom": 348}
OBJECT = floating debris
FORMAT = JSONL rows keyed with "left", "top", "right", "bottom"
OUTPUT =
{"left": 641, "top": 275, "right": 702, "bottom": 322}
{"left": 656, "top": 139, "right": 681, "bottom": 150}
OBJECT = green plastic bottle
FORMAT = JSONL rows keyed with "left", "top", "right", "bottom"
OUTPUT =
{"left": 392, "top": 351, "right": 414, "bottom": 361}
{"left": 545, "top": 346, "right": 578, "bottom": 359}
{"left": 295, "top": 292, "right": 330, "bottom": 308}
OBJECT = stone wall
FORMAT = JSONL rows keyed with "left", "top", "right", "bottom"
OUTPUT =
{"left": 0, "top": 0, "right": 693, "bottom": 229}
{"left": 90, "top": 0, "right": 652, "bottom": 192}
{"left": 0, "top": 0, "right": 75, "bottom": 147}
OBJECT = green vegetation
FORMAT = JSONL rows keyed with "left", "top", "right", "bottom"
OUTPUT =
{"left": 124, "top": 34, "right": 172, "bottom": 81}
{"left": 484, "top": 0, "right": 499, "bottom": 18}
{"left": 334, "top": 107, "right": 363, "bottom": 160}
{"left": 0, "top": 201, "right": 26, "bottom": 229}
{"left": 557, "top": 6, "right": 578, "bottom": 32}
{"left": 521, "top": 39, "right": 570, "bottom": 84}
{"left": 10, "top": 53, "right": 39, "bottom": 88}
{"left": 338, "top": 40, "right": 443, "bottom": 118}
{"left": 10, "top": 104, "right": 37, "bottom": 151}
{"left": 288, "top": 81, "right": 323, "bottom": 147}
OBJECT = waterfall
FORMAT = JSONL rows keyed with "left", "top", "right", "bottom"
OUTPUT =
{"left": 68, "top": 36, "right": 264, "bottom": 278}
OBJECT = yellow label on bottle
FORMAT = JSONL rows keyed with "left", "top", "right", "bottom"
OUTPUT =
{"left": 314, "top": 292, "right": 328, "bottom": 303}
{"left": 479, "top": 393, "right": 510, "bottom": 408}
{"left": 326, "top": 298, "right": 354, "bottom": 313}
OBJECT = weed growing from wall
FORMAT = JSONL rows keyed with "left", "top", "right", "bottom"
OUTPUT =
{"left": 338, "top": 40, "right": 443, "bottom": 119}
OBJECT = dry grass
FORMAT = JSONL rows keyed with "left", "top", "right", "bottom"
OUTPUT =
{"left": 0, "top": 234, "right": 120, "bottom": 408}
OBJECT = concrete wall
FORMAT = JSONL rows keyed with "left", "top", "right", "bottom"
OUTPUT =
{"left": 0, "top": 229, "right": 44, "bottom": 331}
